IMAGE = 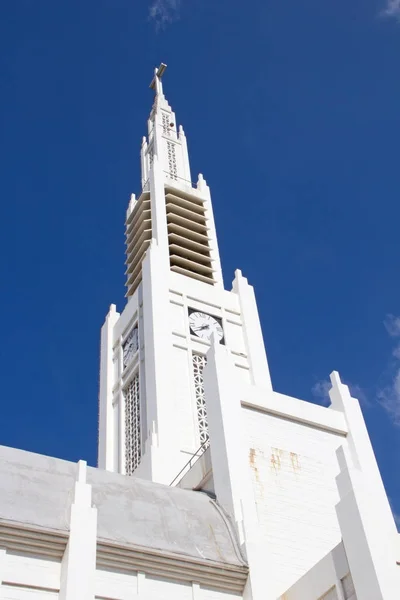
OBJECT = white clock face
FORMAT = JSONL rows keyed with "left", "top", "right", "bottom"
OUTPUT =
{"left": 123, "top": 327, "right": 139, "bottom": 369}
{"left": 189, "top": 311, "right": 223, "bottom": 342}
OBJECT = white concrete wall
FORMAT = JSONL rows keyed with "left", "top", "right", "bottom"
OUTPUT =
{"left": 278, "top": 542, "right": 350, "bottom": 600}
{"left": 94, "top": 571, "right": 243, "bottom": 600}
{"left": 1, "top": 587, "right": 59, "bottom": 599}
{"left": 0, "top": 552, "right": 243, "bottom": 600}
{"left": 1, "top": 553, "right": 61, "bottom": 598}
{"left": 103, "top": 260, "right": 270, "bottom": 485}
{"left": 243, "top": 406, "right": 347, "bottom": 597}
{"left": 95, "top": 567, "right": 138, "bottom": 598}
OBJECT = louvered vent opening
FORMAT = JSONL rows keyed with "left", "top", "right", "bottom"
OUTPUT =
{"left": 165, "top": 187, "right": 215, "bottom": 285}
{"left": 125, "top": 192, "right": 152, "bottom": 297}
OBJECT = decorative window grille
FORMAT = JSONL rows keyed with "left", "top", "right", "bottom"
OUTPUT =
{"left": 162, "top": 112, "right": 171, "bottom": 136}
{"left": 167, "top": 141, "right": 178, "bottom": 181}
{"left": 341, "top": 573, "right": 356, "bottom": 599}
{"left": 192, "top": 354, "right": 209, "bottom": 447}
{"left": 318, "top": 587, "right": 338, "bottom": 600}
{"left": 124, "top": 374, "right": 141, "bottom": 475}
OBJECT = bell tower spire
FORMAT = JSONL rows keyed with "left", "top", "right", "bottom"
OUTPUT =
{"left": 140, "top": 63, "right": 192, "bottom": 191}
{"left": 98, "top": 65, "right": 272, "bottom": 486}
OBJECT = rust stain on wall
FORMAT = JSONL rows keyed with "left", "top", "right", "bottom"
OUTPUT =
{"left": 290, "top": 452, "right": 301, "bottom": 473}
{"left": 270, "top": 448, "right": 283, "bottom": 474}
{"left": 249, "top": 448, "right": 260, "bottom": 483}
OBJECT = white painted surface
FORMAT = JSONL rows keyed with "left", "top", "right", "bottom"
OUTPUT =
{"left": 59, "top": 461, "right": 97, "bottom": 600}
{"left": 98, "top": 304, "right": 120, "bottom": 471}
{"left": 145, "top": 575, "right": 191, "bottom": 599}
{"left": 3, "top": 554, "right": 60, "bottom": 591}
{"left": 204, "top": 337, "right": 272, "bottom": 600}
{"left": 93, "top": 574, "right": 244, "bottom": 600}
{"left": 198, "top": 586, "right": 242, "bottom": 600}
{"left": 2, "top": 586, "right": 59, "bottom": 599}
{"left": 0, "top": 547, "right": 6, "bottom": 585}
{"left": 95, "top": 568, "right": 137, "bottom": 599}
{"left": 336, "top": 447, "right": 399, "bottom": 599}
{"left": 232, "top": 270, "right": 271, "bottom": 390}
{"left": 244, "top": 405, "right": 346, "bottom": 597}
{"left": 279, "top": 542, "right": 348, "bottom": 600}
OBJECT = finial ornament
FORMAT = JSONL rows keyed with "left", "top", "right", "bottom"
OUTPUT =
{"left": 150, "top": 63, "right": 167, "bottom": 96}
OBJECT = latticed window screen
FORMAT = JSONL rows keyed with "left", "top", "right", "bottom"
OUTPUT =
{"left": 162, "top": 112, "right": 171, "bottom": 136}
{"left": 341, "top": 573, "right": 356, "bottom": 599}
{"left": 192, "top": 354, "right": 209, "bottom": 447}
{"left": 166, "top": 141, "right": 178, "bottom": 180}
{"left": 124, "top": 374, "right": 141, "bottom": 475}
{"left": 318, "top": 587, "right": 338, "bottom": 600}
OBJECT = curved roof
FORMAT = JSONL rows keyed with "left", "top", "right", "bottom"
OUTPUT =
{"left": 0, "top": 445, "right": 246, "bottom": 570}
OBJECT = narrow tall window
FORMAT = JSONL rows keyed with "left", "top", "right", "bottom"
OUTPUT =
{"left": 162, "top": 112, "right": 171, "bottom": 136}
{"left": 124, "top": 374, "right": 141, "bottom": 475}
{"left": 192, "top": 354, "right": 209, "bottom": 447}
{"left": 166, "top": 141, "right": 178, "bottom": 181}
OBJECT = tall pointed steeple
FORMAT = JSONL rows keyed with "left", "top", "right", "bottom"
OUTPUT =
{"left": 99, "top": 65, "right": 271, "bottom": 486}
{"left": 126, "top": 64, "right": 223, "bottom": 298}
{"left": 140, "top": 64, "right": 191, "bottom": 191}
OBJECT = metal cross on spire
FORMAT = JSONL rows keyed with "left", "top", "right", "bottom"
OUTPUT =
{"left": 150, "top": 63, "right": 167, "bottom": 96}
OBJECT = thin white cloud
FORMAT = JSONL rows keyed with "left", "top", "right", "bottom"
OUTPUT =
{"left": 377, "top": 369, "right": 400, "bottom": 426}
{"left": 384, "top": 0, "right": 400, "bottom": 18}
{"left": 383, "top": 314, "right": 400, "bottom": 337}
{"left": 347, "top": 383, "right": 369, "bottom": 406}
{"left": 149, "top": 0, "right": 181, "bottom": 30}
{"left": 311, "top": 379, "right": 368, "bottom": 407}
{"left": 311, "top": 379, "right": 332, "bottom": 406}
{"left": 377, "top": 314, "right": 400, "bottom": 426}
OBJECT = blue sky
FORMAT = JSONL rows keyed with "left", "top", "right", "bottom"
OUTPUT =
{"left": 0, "top": 0, "right": 399, "bottom": 520}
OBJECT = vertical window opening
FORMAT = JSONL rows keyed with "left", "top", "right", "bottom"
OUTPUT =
{"left": 124, "top": 373, "right": 141, "bottom": 475}
{"left": 192, "top": 354, "right": 209, "bottom": 448}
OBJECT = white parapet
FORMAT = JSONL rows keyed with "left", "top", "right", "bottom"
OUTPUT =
{"left": 329, "top": 371, "right": 398, "bottom": 543}
{"left": 335, "top": 446, "right": 399, "bottom": 599}
{"left": 59, "top": 461, "right": 97, "bottom": 600}
{"left": 232, "top": 269, "right": 272, "bottom": 390}
{"left": 98, "top": 303, "right": 120, "bottom": 471}
{"left": 204, "top": 333, "right": 276, "bottom": 600}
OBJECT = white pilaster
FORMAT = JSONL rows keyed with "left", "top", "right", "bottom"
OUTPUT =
{"left": 126, "top": 193, "right": 137, "bottom": 221}
{"left": 98, "top": 303, "right": 120, "bottom": 471}
{"left": 329, "top": 371, "right": 397, "bottom": 542}
{"left": 203, "top": 335, "right": 274, "bottom": 600}
{"left": 335, "top": 446, "right": 399, "bottom": 599}
{"left": 179, "top": 125, "right": 191, "bottom": 184}
{"left": 59, "top": 461, "right": 97, "bottom": 600}
{"left": 191, "top": 582, "right": 200, "bottom": 599}
{"left": 197, "top": 173, "right": 223, "bottom": 287}
{"left": 149, "top": 156, "right": 169, "bottom": 263}
{"left": 137, "top": 241, "right": 182, "bottom": 484}
{"left": 232, "top": 269, "right": 272, "bottom": 390}
{"left": 0, "top": 547, "right": 6, "bottom": 589}
{"left": 140, "top": 137, "right": 148, "bottom": 188}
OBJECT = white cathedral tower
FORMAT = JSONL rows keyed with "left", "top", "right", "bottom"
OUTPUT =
{"left": 96, "top": 66, "right": 400, "bottom": 599}
{"left": 98, "top": 64, "right": 272, "bottom": 485}
{"left": 0, "top": 65, "right": 398, "bottom": 600}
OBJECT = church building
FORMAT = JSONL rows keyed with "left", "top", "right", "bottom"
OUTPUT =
{"left": 0, "top": 65, "right": 398, "bottom": 599}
